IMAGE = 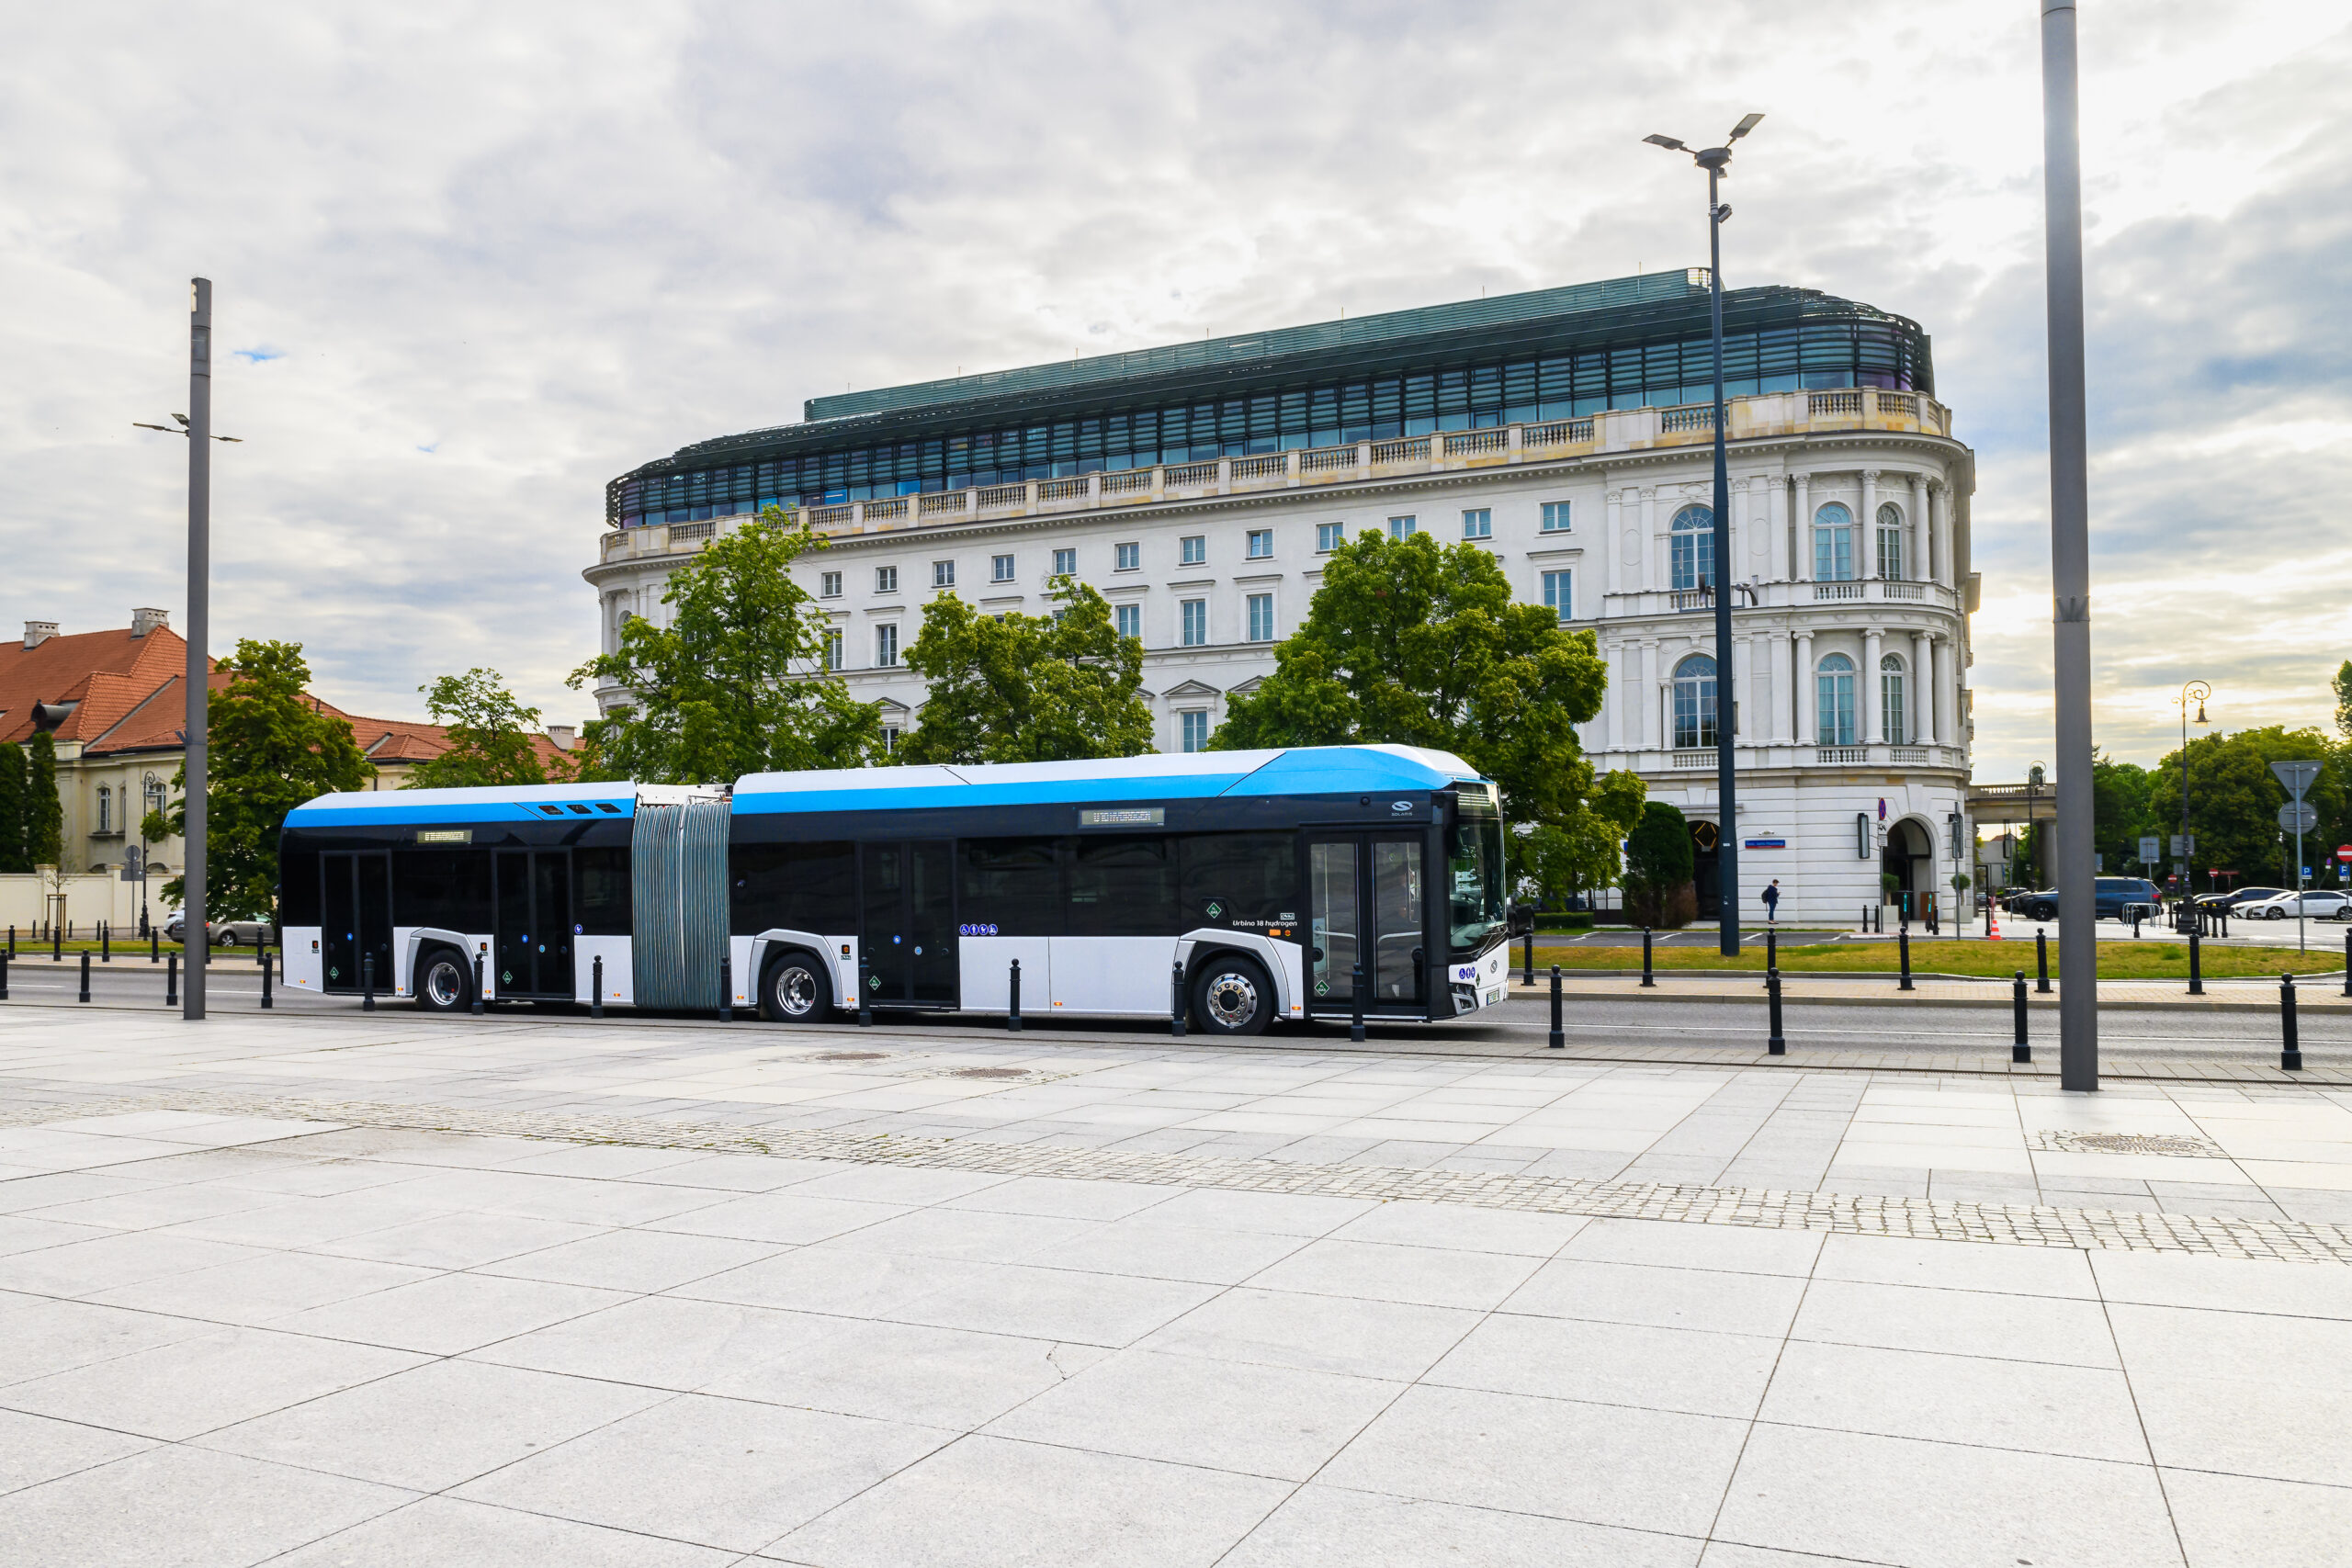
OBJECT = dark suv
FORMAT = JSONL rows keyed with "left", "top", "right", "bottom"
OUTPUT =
{"left": 2007, "top": 878, "right": 2162, "bottom": 922}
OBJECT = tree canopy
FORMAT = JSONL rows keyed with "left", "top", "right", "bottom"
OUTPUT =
{"left": 0, "top": 742, "right": 28, "bottom": 873}
{"left": 1513, "top": 769, "right": 1647, "bottom": 908}
{"left": 1623, "top": 799, "right": 1695, "bottom": 928}
{"left": 569, "top": 509, "right": 882, "bottom": 783}
{"left": 405, "top": 668, "right": 557, "bottom": 790}
{"left": 141, "top": 639, "right": 374, "bottom": 919}
{"left": 1208, "top": 530, "right": 1608, "bottom": 821}
{"left": 2149, "top": 724, "right": 2346, "bottom": 893}
{"left": 24, "top": 733, "right": 62, "bottom": 869}
{"left": 899, "top": 580, "right": 1154, "bottom": 764}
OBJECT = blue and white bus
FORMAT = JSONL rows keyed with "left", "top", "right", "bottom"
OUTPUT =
{"left": 277, "top": 744, "right": 1515, "bottom": 1035}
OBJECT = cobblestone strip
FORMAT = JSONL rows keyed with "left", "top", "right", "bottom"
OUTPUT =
{"left": 26, "top": 1086, "right": 2349, "bottom": 1266}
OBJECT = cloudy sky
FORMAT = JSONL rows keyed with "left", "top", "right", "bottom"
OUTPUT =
{"left": 3, "top": 1, "right": 2344, "bottom": 781}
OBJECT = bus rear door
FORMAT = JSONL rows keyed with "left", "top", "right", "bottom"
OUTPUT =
{"left": 321, "top": 851, "right": 392, "bottom": 995}
{"left": 1305, "top": 833, "right": 1427, "bottom": 1015}
{"left": 859, "top": 841, "right": 956, "bottom": 1005}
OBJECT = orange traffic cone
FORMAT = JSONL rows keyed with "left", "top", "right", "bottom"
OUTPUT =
{"left": 1986, "top": 901, "right": 2003, "bottom": 941}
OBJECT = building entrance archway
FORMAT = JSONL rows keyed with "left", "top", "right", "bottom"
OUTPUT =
{"left": 1883, "top": 817, "right": 1934, "bottom": 920}
{"left": 1690, "top": 818, "right": 1721, "bottom": 919}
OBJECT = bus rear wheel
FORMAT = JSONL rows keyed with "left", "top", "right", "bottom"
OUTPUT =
{"left": 415, "top": 948, "right": 472, "bottom": 1013}
{"left": 763, "top": 950, "right": 832, "bottom": 1023}
{"left": 1192, "top": 954, "right": 1273, "bottom": 1036}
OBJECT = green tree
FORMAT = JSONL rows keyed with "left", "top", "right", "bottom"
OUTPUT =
{"left": 899, "top": 580, "right": 1153, "bottom": 763}
{"left": 569, "top": 509, "right": 880, "bottom": 783}
{"left": 0, "top": 742, "right": 26, "bottom": 873}
{"left": 2150, "top": 724, "right": 2346, "bottom": 894}
{"left": 25, "top": 732, "right": 62, "bottom": 868}
{"left": 2092, "top": 750, "right": 2154, "bottom": 872}
{"left": 405, "top": 668, "right": 554, "bottom": 790}
{"left": 141, "top": 640, "right": 374, "bottom": 919}
{"left": 2332, "top": 660, "right": 2352, "bottom": 741}
{"left": 1623, "top": 799, "right": 1695, "bottom": 928}
{"left": 1512, "top": 769, "right": 1648, "bottom": 908}
{"left": 1209, "top": 530, "right": 1609, "bottom": 820}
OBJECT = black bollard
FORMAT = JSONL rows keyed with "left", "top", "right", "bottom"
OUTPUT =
{"left": 1764, "top": 926, "right": 1778, "bottom": 989}
{"left": 2012, "top": 971, "right": 2030, "bottom": 1063}
{"left": 2344, "top": 929, "right": 2351, "bottom": 999}
{"left": 859, "top": 952, "right": 873, "bottom": 1028}
{"left": 2035, "top": 929, "right": 2051, "bottom": 994}
{"left": 1547, "top": 964, "right": 1564, "bottom": 1049}
{"left": 719, "top": 957, "right": 732, "bottom": 1023}
{"left": 6, "top": 924, "right": 13, "bottom": 957}
{"left": 362, "top": 953, "right": 376, "bottom": 1010}
{"left": 53, "top": 925, "right": 62, "bottom": 963}
{"left": 1008, "top": 957, "right": 1023, "bottom": 1032}
{"left": 2281, "top": 974, "right": 2301, "bottom": 1072}
{"left": 1898, "top": 927, "right": 1914, "bottom": 992}
{"left": 1170, "top": 961, "right": 1185, "bottom": 1038}
{"left": 591, "top": 954, "right": 604, "bottom": 1020}
{"left": 166, "top": 950, "right": 178, "bottom": 1008}
{"left": 0, "top": 950, "right": 7, "bottom": 1000}
{"left": 1522, "top": 928, "right": 1534, "bottom": 987}
{"left": 1350, "top": 960, "right": 1366, "bottom": 1043}
{"left": 472, "top": 951, "right": 486, "bottom": 1015}
{"left": 1767, "top": 965, "right": 1786, "bottom": 1055}
{"left": 260, "top": 946, "right": 272, "bottom": 1010}
{"left": 150, "top": 930, "right": 158, "bottom": 964}
{"left": 2131, "top": 907, "right": 2142, "bottom": 940}
{"left": 1640, "top": 928, "right": 1656, "bottom": 988}
{"left": 79, "top": 951, "right": 90, "bottom": 1003}
{"left": 2188, "top": 925, "right": 2204, "bottom": 997}
{"left": 102, "top": 923, "right": 110, "bottom": 963}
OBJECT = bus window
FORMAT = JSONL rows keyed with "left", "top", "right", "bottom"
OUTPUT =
{"left": 1069, "top": 836, "right": 1177, "bottom": 936}
{"left": 396, "top": 850, "right": 492, "bottom": 931}
{"left": 731, "top": 841, "right": 855, "bottom": 934}
{"left": 576, "top": 846, "right": 632, "bottom": 936}
{"left": 958, "top": 839, "right": 1061, "bottom": 934}
{"left": 1180, "top": 833, "right": 1297, "bottom": 931}
{"left": 1446, "top": 814, "right": 1507, "bottom": 954}
{"left": 280, "top": 846, "right": 321, "bottom": 927}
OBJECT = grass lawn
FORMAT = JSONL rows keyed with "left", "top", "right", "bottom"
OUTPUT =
{"left": 1531, "top": 938, "right": 2343, "bottom": 980}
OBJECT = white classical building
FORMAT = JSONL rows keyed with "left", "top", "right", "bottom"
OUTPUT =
{"left": 586, "top": 271, "right": 1978, "bottom": 925}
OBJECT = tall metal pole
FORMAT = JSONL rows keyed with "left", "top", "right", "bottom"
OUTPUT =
{"left": 1704, "top": 160, "right": 1738, "bottom": 955}
{"left": 2041, "top": 5, "right": 2096, "bottom": 1089}
{"left": 184, "top": 278, "right": 211, "bottom": 1022}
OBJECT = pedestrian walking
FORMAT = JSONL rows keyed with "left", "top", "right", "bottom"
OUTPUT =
{"left": 1762, "top": 879, "right": 1781, "bottom": 924}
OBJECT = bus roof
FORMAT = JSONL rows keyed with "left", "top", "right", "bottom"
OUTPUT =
{"left": 730, "top": 744, "right": 1483, "bottom": 816}
{"left": 281, "top": 780, "right": 667, "bottom": 829}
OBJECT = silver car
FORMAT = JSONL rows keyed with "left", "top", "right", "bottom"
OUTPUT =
{"left": 2237, "top": 891, "right": 2352, "bottom": 921}
{"left": 162, "top": 915, "right": 277, "bottom": 945}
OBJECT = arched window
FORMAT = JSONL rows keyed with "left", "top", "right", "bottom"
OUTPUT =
{"left": 1880, "top": 652, "right": 1907, "bottom": 743}
{"left": 1672, "top": 652, "right": 1718, "bottom": 749}
{"left": 96, "top": 785, "right": 111, "bottom": 835}
{"left": 1816, "top": 652, "right": 1857, "bottom": 746}
{"left": 1669, "top": 504, "right": 1714, "bottom": 592}
{"left": 1813, "top": 502, "right": 1855, "bottom": 581}
{"left": 1875, "top": 502, "right": 1905, "bottom": 581}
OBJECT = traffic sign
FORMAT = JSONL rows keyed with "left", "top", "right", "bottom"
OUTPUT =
{"left": 2271, "top": 760, "right": 2324, "bottom": 800}
{"left": 2139, "top": 835, "right": 2160, "bottom": 864}
{"left": 2279, "top": 802, "right": 2319, "bottom": 833}
{"left": 2338, "top": 845, "right": 2352, "bottom": 863}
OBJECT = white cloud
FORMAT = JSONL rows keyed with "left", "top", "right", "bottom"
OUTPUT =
{"left": 0, "top": 0, "right": 2344, "bottom": 777}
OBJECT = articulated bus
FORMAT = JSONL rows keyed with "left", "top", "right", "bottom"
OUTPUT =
{"left": 277, "top": 744, "right": 1515, "bottom": 1035}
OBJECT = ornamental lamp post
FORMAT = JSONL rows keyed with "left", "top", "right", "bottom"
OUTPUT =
{"left": 1645, "top": 110, "right": 1763, "bottom": 957}
{"left": 2177, "top": 680, "right": 2209, "bottom": 900}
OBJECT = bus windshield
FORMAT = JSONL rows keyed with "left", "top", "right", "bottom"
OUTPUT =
{"left": 1447, "top": 793, "right": 1507, "bottom": 954}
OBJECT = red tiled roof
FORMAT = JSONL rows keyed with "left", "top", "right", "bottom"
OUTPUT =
{"left": 0, "top": 625, "right": 197, "bottom": 747}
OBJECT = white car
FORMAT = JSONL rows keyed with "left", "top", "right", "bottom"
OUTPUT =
{"left": 2237, "top": 891, "right": 2352, "bottom": 921}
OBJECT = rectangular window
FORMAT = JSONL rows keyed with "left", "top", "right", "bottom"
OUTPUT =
{"left": 1462, "top": 508, "right": 1491, "bottom": 540}
{"left": 1317, "top": 522, "right": 1344, "bottom": 552}
{"left": 1877, "top": 523, "right": 1905, "bottom": 581}
{"left": 958, "top": 838, "right": 1061, "bottom": 933}
{"left": 1388, "top": 515, "right": 1418, "bottom": 538}
{"left": 1069, "top": 836, "right": 1178, "bottom": 935}
{"left": 1180, "top": 831, "right": 1296, "bottom": 927}
{"left": 881, "top": 726, "right": 900, "bottom": 752}
{"left": 1114, "top": 604, "right": 1140, "bottom": 640}
{"left": 1052, "top": 547, "right": 1077, "bottom": 577}
{"left": 1246, "top": 593, "right": 1274, "bottom": 642}
{"left": 1181, "top": 600, "right": 1207, "bottom": 646}
{"left": 824, "top": 627, "right": 843, "bottom": 671}
{"left": 1246, "top": 528, "right": 1272, "bottom": 558}
{"left": 1542, "top": 570, "right": 1574, "bottom": 622}
{"left": 932, "top": 560, "right": 955, "bottom": 589}
{"left": 991, "top": 553, "right": 1015, "bottom": 582}
{"left": 820, "top": 570, "right": 842, "bottom": 598}
{"left": 1180, "top": 535, "right": 1206, "bottom": 566}
{"left": 729, "top": 840, "right": 855, "bottom": 935}
{"left": 1541, "top": 501, "right": 1572, "bottom": 533}
{"left": 1180, "top": 711, "right": 1210, "bottom": 752}
{"left": 1114, "top": 542, "right": 1139, "bottom": 571}
{"left": 875, "top": 624, "right": 899, "bottom": 667}
{"left": 875, "top": 566, "right": 898, "bottom": 593}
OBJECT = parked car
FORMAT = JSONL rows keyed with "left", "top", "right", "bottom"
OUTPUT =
{"left": 2009, "top": 888, "right": 2059, "bottom": 921}
{"left": 2096, "top": 877, "right": 2162, "bottom": 919}
{"left": 2236, "top": 891, "right": 2352, "bottom": 921}
{"left": 161, "top": 915, "right": 277, "bottom": 946}
{"left": 2195, "top": 886, "right": 2287, "bottom": 913}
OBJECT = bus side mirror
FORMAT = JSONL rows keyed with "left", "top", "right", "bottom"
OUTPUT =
{"left": 1508, "top": 903, "right": 1536, "bottom": 936}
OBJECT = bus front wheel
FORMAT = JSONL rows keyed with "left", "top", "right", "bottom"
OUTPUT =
{"left": 1192, "top": 955, "right": 1274, "bottom": 1036}
{"left": 414, "top": 948, "right": 472, "bottom": 1013}
{"left": 763, "top": 950, "right": 833, "bottom": 1023}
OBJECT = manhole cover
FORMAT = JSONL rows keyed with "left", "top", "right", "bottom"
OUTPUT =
{"left": 2031, "top": 1130, "right": 2225, "bottom": 1157}
{"left": 902, "top": 1064, "right": 1078, "bottom": 1086}
{"left": 947, "top": 1066, "right": 1036, "bottom": 1080}
{"left": 808, "top": 1051, "right": 888, "bottom": 1063}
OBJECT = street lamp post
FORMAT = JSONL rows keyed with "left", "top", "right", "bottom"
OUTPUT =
{"left": 1646, "top": 111, "right": 1763, "bottom": 957}
{"left": 2178, "top": 680, "right": 2209, "bottom": 903}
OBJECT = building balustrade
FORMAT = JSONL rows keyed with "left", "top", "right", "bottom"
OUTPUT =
{"left": 1596, "top": 739, "right": 1964, "bottom": 773}
{"left": 1608, "top": 577, "right": 1962, "bottom": 617}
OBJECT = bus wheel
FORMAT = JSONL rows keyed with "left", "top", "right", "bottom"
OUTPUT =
{"left": 1192, "top": 955, "right": 1273, "bottom": 1036}
{"left": 415, "top": 948, "right": 471, "bottom": 1013}
{"left": 763, "top": 950, "right": 832, "bottom": 1023}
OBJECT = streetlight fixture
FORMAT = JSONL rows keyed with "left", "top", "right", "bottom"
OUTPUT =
{"left": 1646, "top": 110, "right": 1762, "bottom": 957}
{"left": 2177, "top": 680, "right": 2210, "bottom": 904}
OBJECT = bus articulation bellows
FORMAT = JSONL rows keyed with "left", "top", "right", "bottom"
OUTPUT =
{"left": 277, "top": 744, "right": 1514, "bottom": 1035}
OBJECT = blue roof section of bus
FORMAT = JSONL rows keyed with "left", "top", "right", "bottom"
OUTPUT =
{"left": 729, "top": 745, "right": 1480, "bottom": 817}
{"left": 281, "top": 781, "right": 644, "bottom": 828}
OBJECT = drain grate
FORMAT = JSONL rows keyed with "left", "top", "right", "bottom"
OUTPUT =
{"left": 2032, "top": 1129, "right": 2227, "bottom": 1157}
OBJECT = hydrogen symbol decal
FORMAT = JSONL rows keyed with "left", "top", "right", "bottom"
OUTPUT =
{"left": 1205, "top": 901, "right": 1224, "bottom": 919}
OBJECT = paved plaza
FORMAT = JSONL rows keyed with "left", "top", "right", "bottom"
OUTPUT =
{"left": 0, "top": 1002, "right": 2348, "bottom": 1564}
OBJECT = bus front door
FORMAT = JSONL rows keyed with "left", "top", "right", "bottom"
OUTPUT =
{"left": 494, "top": 851, "right": 573, "bottom": 999}
{"left": 321, "top": 851, "right": 392, "bottom": 995}
{"left": 860, "top": 840, "right": 956, "bottom": 1006}
{"left": 1306, "top": 835, "right": 1426, "bottom": 1016}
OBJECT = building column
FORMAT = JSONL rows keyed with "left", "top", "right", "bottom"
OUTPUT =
{"left": 1605, "top": 491, "right": 1626, "bottom": 592}
{"left": 1734, "top": 633, "right": 1753, "bottom": 744}
{"left": 1642, "top": 489, "right": 1664, "bottom": 591}
{"left": 1795, "top": 631, "right": 1815, "bottom": 744}
{"left": 1912, "top": 631, "right": 1934, "bottom": 744}
{"left": 1606, "top": 639, "right": 1626, "bottom": 750}
{"left": 1909, "top": 472, "right": 1928, "bottom": 583}
{"left": 1775, "top": 630, "right": 1795, "bottom": 742}
{"left": 1792, "top": 473, "right": 1812, "bottom": 581}
{"left": 1943, "top": 632, "right": 1964, "bottom": 746}
{"left": 1862, "top": 626, "right": 1883, "bottom": 745}
{"left": 1768, "top": 473, "right": 1789, "bottom": 581}
{"left": 1860, "top": 469, "right": 1879, "bottom": 580}
{"left": 1931, "top": 481, "right": 1951, "bottom": 587}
